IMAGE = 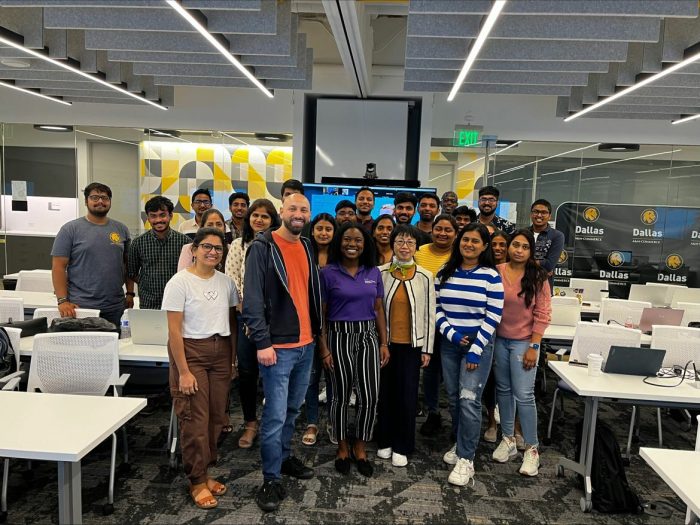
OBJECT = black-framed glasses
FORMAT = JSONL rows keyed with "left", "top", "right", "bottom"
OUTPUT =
{"left": 394, "top": 239, "right": 417, "bottom": 247}
{"left": 531, "top": 209, "right": 550, "bottom": 216}
{"left": 197, "top": 243, "right": 224, "bottom": 253}
{"left": 193, "top": 199, "right": 212, "bottom": 206}
{"left": 479, "top": 197, "right": 497, "bottom": 203}
{"left": 88, "top": 195, "right": 111, "bottom": 202}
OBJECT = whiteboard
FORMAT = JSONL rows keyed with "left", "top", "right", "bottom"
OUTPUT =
{"left": 315, "top": 99, "right": 409, "bottom": 182}
{"left": 1, "top": 196, "right": 78, "bottom": 236}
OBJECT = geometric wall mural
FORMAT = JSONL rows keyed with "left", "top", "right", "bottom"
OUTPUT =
{"left": 139, "top": 141, "right": 293, "bottom": 232}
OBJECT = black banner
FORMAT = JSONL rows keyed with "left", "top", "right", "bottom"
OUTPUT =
{"left": 553, "top": 202, "right": 700, "bottom": 297}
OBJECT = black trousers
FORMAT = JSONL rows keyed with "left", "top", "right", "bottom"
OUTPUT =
{"left": 375, "top": 343, "right": 421, "bottom": 456}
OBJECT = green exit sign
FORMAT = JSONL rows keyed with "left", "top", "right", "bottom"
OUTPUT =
{"left": 452, "top": 129, "right": 481, "bottom": 147}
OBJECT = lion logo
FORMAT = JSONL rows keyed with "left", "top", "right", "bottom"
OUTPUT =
{"left": 641, "top": 209, "right": 657, "bottom": 225}
{"left": 558, "top": 251, "right": 568, "bottom": 264}
{"left": 109, "top": 232, "right": 122, "bottom": 244}
{"left": 608, "top": 251, "right": 625, "bottom": 267}
{"left": 665, "top": 254, "right": 683, "bottom": 271}
{"left": 583, "top": 206, "right": 599, "bottom": 223}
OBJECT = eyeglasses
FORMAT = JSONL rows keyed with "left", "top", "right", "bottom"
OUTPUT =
{"left": 193, "top": 199, "right": 212, "bottom": 207}
{"left": 88, "top": 195, "right": 111, "bottom": 202}
{"left": 394, "top": 239, "right": 417, "bottom": 247}
{"left": 531, "top": 209, "right": 550, "bottom": 216}
{"left": 442, "top": 198, "right": 457, "bottom": 203}
{"left": 337, "top": 211, "right": 356, "bottom": 217}
{"left": 197, "top": 243, "right": 224, "bottom": 253}
{"left": 479, "top": 197, "right": 497, "bottom": 203}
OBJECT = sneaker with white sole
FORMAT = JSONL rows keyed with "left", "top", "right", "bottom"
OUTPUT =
{"left": 377, "top": 447, "right": 392, "bottom": 460}
{"left": 492, "top": 437, "right": 517, "bottom": 463}
{"left": 515, "top": 433, "right": 526, "bottom": 451}
{"left": 318, "top": 387, "right": 327, "bottom": 404}
{"left": 442, "top": 444, "right": 458, "bottom": 465}
{"left": 519, "top": 447, "right": 540, "bottom": 476}
{"left": 448, "top": 458, "right": 475, "bottom": 486}
{"left": 391, "top": 452, "right": 408, "bottom": 467}
{"left": 483, "top": 426, "right": 498, "bottom": 443}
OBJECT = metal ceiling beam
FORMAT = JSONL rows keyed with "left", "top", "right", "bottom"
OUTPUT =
{"left": 404, "top": 58, "right": 610, "bottom": 73}
{"left": 321, "top": 0, "right": 371, "bottom": 97}
{"left": 404, "top": 82, "right": 572, "bottom": 96}
{"left": 405, "top": 69, "right": 590, "bottom": 86}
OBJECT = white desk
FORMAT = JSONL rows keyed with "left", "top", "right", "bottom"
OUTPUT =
{"left": 543, "top": 323, "right": 652, "bottom": 345}
{"left": 18, "top": 337, "right": 168, "bottom": 363}
{"left": 548, "top": 361, "right": 700, "bottom": 513}
{"left": 640, "top": 448, "right": 700, "bottom": 525}
{"left": 0, "top": 290, "right": 57, "bottom": 308}
{"left": 0, "top": 391, "right": 145, "bottom": 524}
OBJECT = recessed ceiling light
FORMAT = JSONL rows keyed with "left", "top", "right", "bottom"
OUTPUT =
{"left": 0, "top": 58, "right": 31, "bottom": 68}
{"left": 33, "top": 124, "right": 74, "bottom": 132}
{"left": 598, "top": 143, "right": 640, "bottom": 152}
{"left": 255, "top": 133, "right": 289, "bottom": 142}
{"left": 144, "top": 128, "right": 181, "bottom": 138}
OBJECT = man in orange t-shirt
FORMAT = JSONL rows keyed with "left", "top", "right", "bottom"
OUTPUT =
{"left": 242, "top": 193, "right": 322, "bottom": 512}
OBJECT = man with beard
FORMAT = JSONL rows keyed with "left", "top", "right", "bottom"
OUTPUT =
{"left": 127, "top": 196, "right": 189, "bottom": 310}
{"left": 416, "top": 193, "right": 440, "bottom": 245}
{"left": 51, "top": 182, "right": 131, "bottom": 329}
{"left": 243, "top": 193, "right": 322, "bottom": 512}
{"left": 228, "top": 191, "right": 250, "bottom": 241}
{"left": 335, "top": 200, "right": 357, "bottom": 225}
{"left": 476, "top": 186, "right": 516, "bottom": 236}
{"left": 354, "top": 186, "right": 375, "bottom": 232}
{"left": 440, "top": 191, "right": 459, "bottom": 215}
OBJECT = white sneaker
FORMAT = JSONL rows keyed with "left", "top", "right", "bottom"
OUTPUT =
{"left": 377, "top": 447, "right": 392, "bottom": 459}
{"left": 492, "top": 437, "right": 517, "bottom": 463}
{"left": 349, "top": 391, "right": 357, "bottom": 407}
{"left": 392, "top": 452, "right": 408, "bottom": 467}
{"left": 519, "top": 447, "right": 540, "bottom": 476}
{"left": 318, "top": 387, "right": 327, "bottom": 404}
{"left": 515, "top": 433, "right": 526, "bottom": 451}
{"left": 448, "top": 458, "right": 475, "bottom": 486}
{"left": 494, "top": 405, "right": 500, "bottom": 424}
{"left": 443, "top": 444, "right": 458, "bottom": 465}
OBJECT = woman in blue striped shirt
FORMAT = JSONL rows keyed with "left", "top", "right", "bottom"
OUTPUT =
{"left": 435, "top": 222, "right": 504, "bottom": 487}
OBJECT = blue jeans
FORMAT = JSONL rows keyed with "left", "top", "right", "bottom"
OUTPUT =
{"left": 494, "top": 337, "right": 539, "bottom": 447}
{"left": 440, "top": 336, "right": 494, "bottom": 461}
{"left": 258, "top": 343, "right": 315, "bottom": 481}
{"left": 304, "top": 354, "right": 332, "bottom": 425}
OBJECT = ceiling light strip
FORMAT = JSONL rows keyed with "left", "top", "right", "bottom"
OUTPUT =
{"left": 447, "top": 0, "right": 507, "bottom": 102}
{"left": 0, "top": 35, "right": 167, "bottom": 110}
{"left": 565, "top": 46, "right": 700, "bottom": 122}
{"left": 0, "top": 79, "right": 71, "bottom": 106}
{"left": 672, "top": 113, "right": 700, "bottom": 125}
{"left": 166, "top": 0, "right": 273, "bottom": 99}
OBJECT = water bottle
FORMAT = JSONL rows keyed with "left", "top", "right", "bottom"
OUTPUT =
{"left": 120, "top": 311, "right": 131, "bottom": 339}
{"left": 624, "top": 315, "right": 634, "bottom": 329}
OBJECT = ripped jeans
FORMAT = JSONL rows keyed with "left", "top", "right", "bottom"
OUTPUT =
{"left": 440, "top": 336, "right": 494, "bottom": 461}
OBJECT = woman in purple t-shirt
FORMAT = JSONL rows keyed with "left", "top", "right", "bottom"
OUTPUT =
{"left": 318, "top": 222, "right": 389, "bottom": 478}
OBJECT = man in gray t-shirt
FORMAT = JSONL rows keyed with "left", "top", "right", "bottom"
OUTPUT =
{"left": 51, "top": 182, "right": 131, "bottom": 329}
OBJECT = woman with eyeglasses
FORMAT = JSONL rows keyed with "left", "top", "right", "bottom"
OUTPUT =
{"left": 224, "top": 199, "right": 279, "bottom": 448}
{"left": 163, "top": 227, "right": 239, "bottom": 510}
{"left": 375, "top": 224, "right": 435, "bottom": 467}
{"left": 178, "top": 208, "right": 229, "bottom": 272}
{"left": 319, "top": 222, "right": 389, "bottom": 477}
{"left": 436, "top": 223, "right": 503, "bottom": 487}
{"left": 492, "top": 229, "right": 550, "bottom": 476}
{"left": 371, "top": 214, "right": 395, "bottom": 265}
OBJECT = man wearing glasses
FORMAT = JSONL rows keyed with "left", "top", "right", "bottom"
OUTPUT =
{"left": 51, "top": 182, "right": 131, "bottom": 330}
{"left": 529, "top": 199, "right": 564, "bottom": 290}
{"left": 178, "top": 189, "right": 214, "bottom": 239}
{"left": 476, "top": 186, "right": 516, "bottom": 236}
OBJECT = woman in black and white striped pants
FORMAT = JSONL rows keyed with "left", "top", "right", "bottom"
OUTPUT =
{"left": 319, "top": 222, "right": 389, "bottom": 478}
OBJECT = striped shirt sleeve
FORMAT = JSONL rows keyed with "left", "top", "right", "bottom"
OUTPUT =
{"left": 467, "top": 273, "right": 504, "bottom": 364}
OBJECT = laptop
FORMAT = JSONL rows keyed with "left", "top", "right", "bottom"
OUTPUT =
{"left": 603, "top": 346, "right": 666, "bottom": 376}
{"left": 552, "top": 287, "right": 584, "bottom": 304}
{"left": 128, "top": 309, "right": 168, "bottom": 345}
{"left": 637, "top": 307, "right": 685, "bottom": 335}
{"left": 628, "top": 284, "right": 671, "bottom": 308}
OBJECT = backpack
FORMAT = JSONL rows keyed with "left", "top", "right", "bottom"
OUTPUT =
{"left": 575, "top": 420, "right": 643, "bottom": 514}
{"left": 49, "top": 316, "right": 117, "bottom": 333}
{"left": 0, "top": 327, "right": 16, "bottom": 379}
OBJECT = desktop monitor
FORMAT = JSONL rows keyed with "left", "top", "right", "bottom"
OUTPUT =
{"left": 303, "top": 183, "right": 437, "bottom": 223}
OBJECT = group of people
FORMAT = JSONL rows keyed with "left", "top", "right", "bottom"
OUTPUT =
{"left": 50, "top": 179, "right": 565, "bottom": 513}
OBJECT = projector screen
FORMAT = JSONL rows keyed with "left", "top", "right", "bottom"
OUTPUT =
{"left": 314, "top": 99, "right": 409, "bottom": 182}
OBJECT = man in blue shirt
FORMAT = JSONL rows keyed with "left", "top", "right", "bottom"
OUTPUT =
{"left": 529, "top": 199, "right": 564, "bottom": 290}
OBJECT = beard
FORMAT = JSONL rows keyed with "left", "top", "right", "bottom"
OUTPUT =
{"left": 90, "top": 207, "right": 109, "bottom": 217}
{"left": 283, "top": 217, "right": 306, "bottom": 235}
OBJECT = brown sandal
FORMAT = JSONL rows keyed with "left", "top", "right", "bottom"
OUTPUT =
{"left": 302, "top": 424, "right": 318, "bottom": 446}
{"left": 238, "top": 421, "right": 259, "bottom": 449}
{"left": 190, "top": 483, "right": 218, "bottom": 510}
{"left": 207, "top": 478, "right": 227, "bottom": 496}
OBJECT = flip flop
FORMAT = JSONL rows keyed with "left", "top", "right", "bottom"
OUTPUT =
{"left": 190, "top": 483, "right": 218, "bottom": 510}
{"left": 302, "top": 425, "right": 318, "bottom": 446}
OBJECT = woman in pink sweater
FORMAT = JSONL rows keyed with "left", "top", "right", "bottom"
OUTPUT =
{"left": 491, "top": 229, "right": 551, "bottom": 477}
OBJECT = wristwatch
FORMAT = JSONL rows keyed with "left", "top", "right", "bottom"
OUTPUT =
{"left": 125, "top": 292, "right": 136, "bottom": 297}
{"left": 530, "top": 343, "right": 540, "bottom": 350}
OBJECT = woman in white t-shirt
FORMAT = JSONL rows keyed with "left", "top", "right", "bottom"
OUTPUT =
{"left": 162, "top": 227, "right": 239, "bottom": 510}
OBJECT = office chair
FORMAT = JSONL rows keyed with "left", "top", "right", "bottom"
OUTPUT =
{"left": 599, "top": 298, "right": 651, "bottom": 327}
{"left": 25, "top": 332, "right": 129, "bottom": 516}
{"left": 0, "top": 298, "right": 23, "bottom": 324}
{"left": 544, "top": 322, "right": 641, "bottom": 444}
{"left": 1, "top": 327, "right": 24, "bottom": 522}
{"left": 15, "top": 270, "right": 53, "bottom": 293}
{"left": 32, "top": 308, "right": 101, "bottom": 324}
{"left": 678, "top": 302, "right": 700, "bottom": 327}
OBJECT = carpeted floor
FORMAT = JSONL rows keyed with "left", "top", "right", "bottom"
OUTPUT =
{"left": 3, "top": 367, "right": 696, "bottom": 525}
